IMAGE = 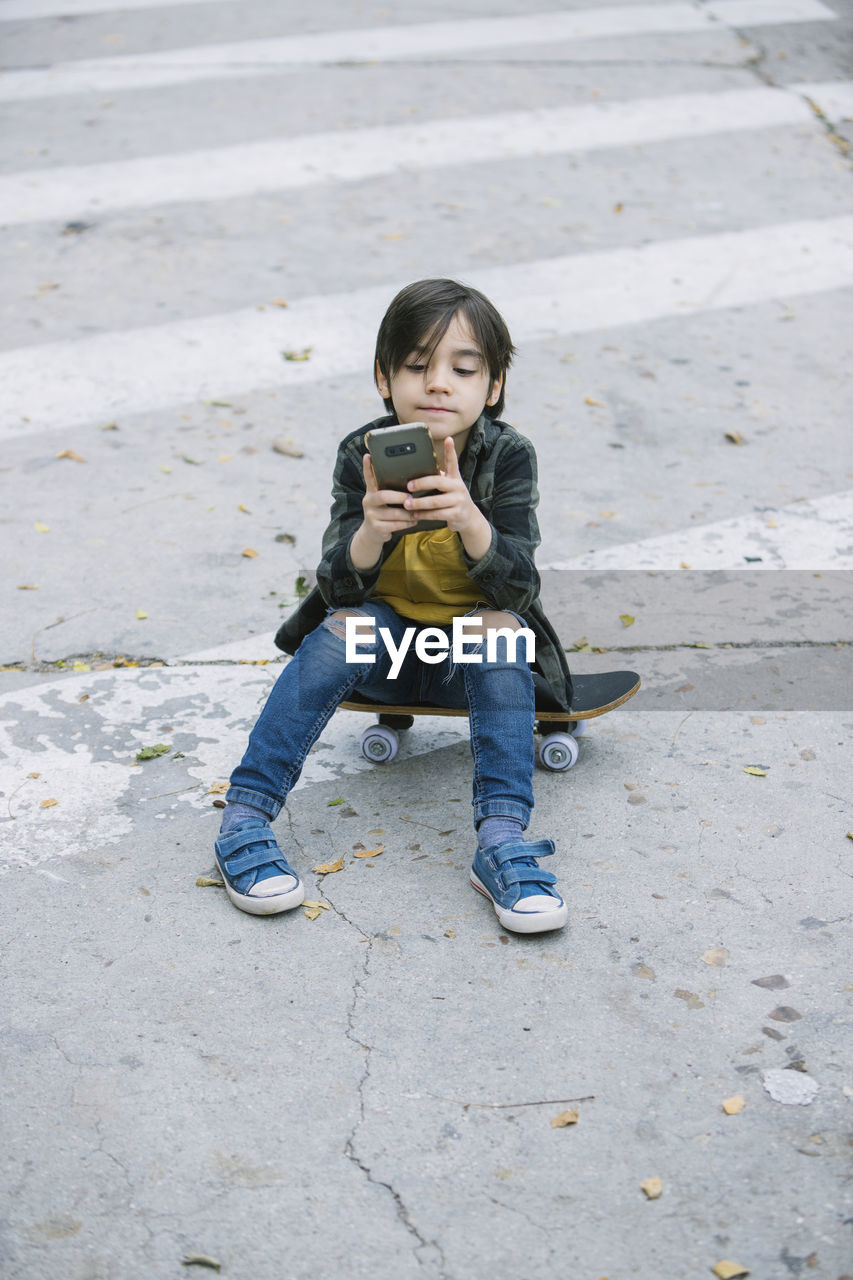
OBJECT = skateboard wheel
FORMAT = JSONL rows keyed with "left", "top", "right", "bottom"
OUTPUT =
{"left": 538, "top": 732, "right": 579, "bottom": 772}
{"left": 360, "top": 725, "right": 399, "bottom": 763}
{"left": 570, "top": 720, "right": 586, "bottom": 737}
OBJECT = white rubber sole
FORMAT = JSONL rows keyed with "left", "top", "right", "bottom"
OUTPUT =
{"left": 470, "top": 872, "right": 568, "bottom": 934}
{"left": 222, "top": 874, "right": 305, "bottom": 917}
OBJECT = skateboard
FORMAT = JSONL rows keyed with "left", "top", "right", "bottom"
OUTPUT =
{"left": 340, "top": 669, "right": 641, "bottom": 772}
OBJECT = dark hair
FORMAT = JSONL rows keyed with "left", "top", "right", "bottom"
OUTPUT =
{"left": 374, "top": 278, "right": 515, "bottom": 420}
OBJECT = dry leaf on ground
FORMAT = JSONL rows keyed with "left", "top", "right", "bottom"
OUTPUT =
{"left": 353, "top": 846, "right": 384, "bottom": 859}
{"left": 640, "top": 1177, "right": 663, "bottom": 1199}
{"left": 620, "top": 614, "right": 635, "bottom": 627}
{"left": 207, "top": 782, "right": 228, "bottom": 795}
{"left": 743, "top": 766, "right": 767, "bottom": 776}
{"left": 712, "top": 1263, "right": 749, "bottom": 1279}
{"left": 56, "top": 449, "right": 86, "bottom": 462}
{"left": 272, "top": 437, "right": 304, "bottom": 457}
{"left": 550, "top": 1109, "right": 579, "bottom": 1128}
{"left": 312, "top": 857, "right": 345, "bottom": 875}
{"left": 723, "top": 1095, "right": 746, "bottom": 1115}
{"left": 242, "top": 548, "right": 259, "bottom": 558}
{"left": 40, "top": 798, "right": 58, "bottom": 809}
{"left": 303, "top": 900, "right": 331, "bottom": 920}
{"left": 196, "top": 877, "right": 224, "bottom": 888}
{"left": 702, "top": 948, "right": 729, "bottom": 967}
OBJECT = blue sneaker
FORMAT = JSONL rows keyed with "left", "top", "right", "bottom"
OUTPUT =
{"left": 214, "top": 820, "right": 304, "bottom": 916}
{"left": 470, "top": 839, "right": 568, "bottom": 934}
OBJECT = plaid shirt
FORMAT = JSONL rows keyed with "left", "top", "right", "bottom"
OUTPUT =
{"left": 275, "top": 413, "right": 573, "bottom": 710}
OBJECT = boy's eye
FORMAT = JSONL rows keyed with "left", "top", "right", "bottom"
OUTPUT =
{"left": 402, "top": 361, "right": 479, "bottom": 376}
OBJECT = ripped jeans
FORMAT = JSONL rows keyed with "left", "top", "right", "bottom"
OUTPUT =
{"left": 226, "top": 600, "right": 535, "bottom": 830}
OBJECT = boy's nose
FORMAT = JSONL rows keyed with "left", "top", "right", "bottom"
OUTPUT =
{"left": 424, "top": 364, "right": 451, "bottom": 392}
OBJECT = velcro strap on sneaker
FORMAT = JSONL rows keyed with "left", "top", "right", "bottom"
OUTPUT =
{"left": 492, "top": 838, "right": 555, "bottom": 868}
{"left": 215, "top": 824, "right": 274, "bottom": 859}
{"left": 502, "top": 866, "right": 558, "bottom": 889}
{"left": 225, "top": 843, "right": 287, "bottom": 877}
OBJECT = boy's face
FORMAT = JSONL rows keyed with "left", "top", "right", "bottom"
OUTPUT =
{"left": 375, "top": 313, "right": 502, "bottom": 454}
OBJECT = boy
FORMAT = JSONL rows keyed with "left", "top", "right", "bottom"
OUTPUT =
{"left": 215, "top": 279, "right": 574, "bottom": 934}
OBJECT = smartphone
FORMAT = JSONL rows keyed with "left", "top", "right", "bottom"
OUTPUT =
{"left": 365, "top": 422, "right": 444, "bottom": 531}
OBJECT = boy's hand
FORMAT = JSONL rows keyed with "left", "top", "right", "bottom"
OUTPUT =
{"left": 404, "top": 437, "right": 489, "bottom": 542}
{"left": 359, "top": 452, "right": 417, "bottom": 543}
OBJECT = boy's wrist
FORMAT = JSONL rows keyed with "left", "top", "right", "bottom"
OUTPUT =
{"left": 349, "top": 523, "right": 384, "bottom": 572}
{"left": 458, "top": 510, "right": 493, "bottom": 563}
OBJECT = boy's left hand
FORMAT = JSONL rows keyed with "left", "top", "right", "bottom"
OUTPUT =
{"left": 403, "top": 437, "right": 487, "bottom": 537}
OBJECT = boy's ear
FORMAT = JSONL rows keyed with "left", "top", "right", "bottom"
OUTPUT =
{"left": 486, "top": 375, "right": 503, "bottom": 407}
{"left": 375, "top": 360, "right": 391, "bottom": 399}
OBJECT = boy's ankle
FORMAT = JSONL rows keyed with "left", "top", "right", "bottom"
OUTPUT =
{"left": 219, "top": 801, "right": 270, "bottom": 834}
{"left": 477, "top": 816, "right": 524, "bottom": 851}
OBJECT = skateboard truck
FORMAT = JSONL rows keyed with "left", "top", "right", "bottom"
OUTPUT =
{"left": 341, "top": 670, "right": 640, "bottom": 772}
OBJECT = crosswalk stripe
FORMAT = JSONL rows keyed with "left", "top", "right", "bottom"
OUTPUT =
{"left": 540, "top": 491, "right": 853, "bottom": 571}
{"left": 796, "top": 80, "right": 853, "bottom": 121}
{"left": 2, "top": 214, "right": 852, "bottom": 439}
{"left": 0, "top": 0, "right": 235, "bottom": 17}
{"left": 0, "top": 0, "right": 836, "bottom": 100}
{"left": 3, "top": 83, "right": 847, "bottom": 227}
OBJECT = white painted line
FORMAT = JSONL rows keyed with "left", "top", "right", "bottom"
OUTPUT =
{"left": 796, "top": 79, "right": 853, "bottom": 121}
{"left": 2, "top": 215, "right": 852, "bottom": 439}
{"left": 0, "top": 84, "right": 833, "bottom": 227}
{"left": 0, "top": 664, "right": 467, "bottom": 869}
{"left": 0, "top": 0, "right": 235, "bottom": 16}
{"left": 0, "top": 281, "right": 390, "bottom": 436}
{"left": 540, "top": 491, "right": 853, "bottom": 571}
{"left": 707, "top": 0, "right": 835, "bottom": 22}
{"left": 0, "top": 0, "right": 226, "bottom": 18}
{"left": 0, "top": 0, "right": 836, "bottom": 100}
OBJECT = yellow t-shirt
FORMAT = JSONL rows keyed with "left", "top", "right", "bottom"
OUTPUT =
{"left": 371, "top": 528, "right": 483, "bottom": 624}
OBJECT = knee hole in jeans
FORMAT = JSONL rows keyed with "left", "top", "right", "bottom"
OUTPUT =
{"left": 469, "top": 609, "right": 524, "bottom": 634}
{"left": 322, "top": 608, "right": 369, "bottom": 640}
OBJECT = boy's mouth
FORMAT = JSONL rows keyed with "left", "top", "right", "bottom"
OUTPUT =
{"left": 420, "top": 405, "right": 454, "bottom": 413}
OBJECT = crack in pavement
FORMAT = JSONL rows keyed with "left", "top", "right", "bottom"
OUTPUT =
{"left": 340, "top": 933, "right": 448, "bottom": 1276}
{"left": 3, "top": 638, "right": 849, "bottom": 675}
{"left": 730, "top": 23, "right": 853, "bottom": 168}
{"left": 279, "top": 812, "right": 447, "bottom": 1267}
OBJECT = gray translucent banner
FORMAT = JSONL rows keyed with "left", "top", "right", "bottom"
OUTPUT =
{"left": 285, "top": 569, "right": 852, "bottom": 711}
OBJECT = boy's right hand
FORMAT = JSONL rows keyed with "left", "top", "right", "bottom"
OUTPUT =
{"left": 360, "top": 452, "right": 418, "bottom": 544}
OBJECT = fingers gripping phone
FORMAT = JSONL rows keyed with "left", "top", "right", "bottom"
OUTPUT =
{"left": 365, "top": 422, "right": 444, "bottom": 532}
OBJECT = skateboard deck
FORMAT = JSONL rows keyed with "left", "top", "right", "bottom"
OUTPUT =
{"left": 340, "top": 670, "right": 641, "bottom": 723}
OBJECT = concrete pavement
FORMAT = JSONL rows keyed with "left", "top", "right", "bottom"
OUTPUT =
{"left": 1, "top": 2, "right": 852, "bottom": 1277}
